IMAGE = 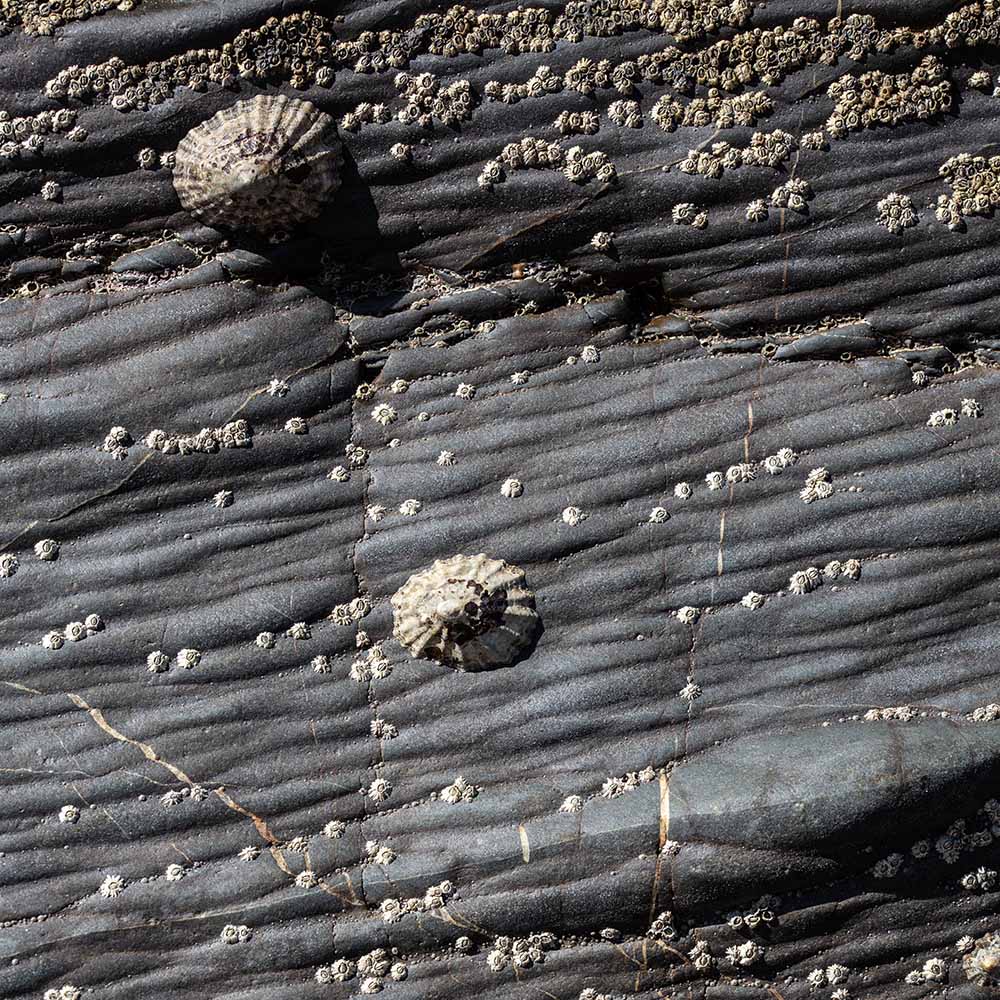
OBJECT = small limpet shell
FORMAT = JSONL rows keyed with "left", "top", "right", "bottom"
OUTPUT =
{"left": 391, "top": 554, "right": 540, "bottom": 669}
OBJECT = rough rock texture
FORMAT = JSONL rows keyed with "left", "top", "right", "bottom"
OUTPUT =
{"left": 2, "top": 2, "right": 1000, "bottom": 1000}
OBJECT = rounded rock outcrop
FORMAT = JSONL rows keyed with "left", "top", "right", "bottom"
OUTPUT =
{"left": 391, "top": 554, "right": 540, "bottom": 669}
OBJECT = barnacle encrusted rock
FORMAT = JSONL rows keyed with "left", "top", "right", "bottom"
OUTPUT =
{"left": 965, "top": 933, "right": 1000, "bottom": 988}
{"left": 391, "top": 554, "right": 539, "bottom": 669}
{"left": 173, "top": 94, "right": 342, "bottom": 237}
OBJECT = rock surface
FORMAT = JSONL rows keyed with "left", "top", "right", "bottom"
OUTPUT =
{"left": 1, "top": 2, "right": 1000, "bottom": 999}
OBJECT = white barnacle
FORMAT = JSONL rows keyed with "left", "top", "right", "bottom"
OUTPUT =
{"left": 679, "top": 679, "right": 702, "bottom": 703}
{"left": 806, "top": 969, "right": 827, "bottom": 988}
{"left": 962, "top": 398, "right": 983, "bottom": 418}
{"left": 581, "top": 345, "right": 600, "bottom": 363}
{"left": 371, "top": 403, "right": 397, "bottom": 426}
{"left": 366, "top": 777, "right": 392, "bottom": 803}
{"left": 559, "top": 795, "right": 583, "bottom": 813}
{"left": 826, "top": 964, "right": 850, "bottom": 986}
{"left": 359, "top": 977, "right": 383, "bottom": 994}
{"left": 455, "top": 382, "right": 476, "bottom": 399}
{"left": 437, "top": 450, "right": 456, "bottom": 466}
{"left": 674, "top": 482, "right": 692, "bottom": 499}
{"left": 254, "top": 632, "right": 276, "bottom": 650}
{"left": 763, "top": 454, "right": 784, "bottom": 475}
{"left": 922, "top": 957, "right": 947, "bottom": 982}
{"left": 146, "top": 650, "right": 169, "bottom": 672}
{"left": 746, "top": 198, "right": 769, "bottom": 222}
{"left": 398, "top": 498, "right": 422, "bottom": 516}
{"left": 381, "top": 897, "right": 404, "bottom": 923}
{"left": 591, "top": 231, "right": 614, "bottom": 252}
{"left": 788, "top": 570, "right": 815, "bottom": 595}
{"left": 65, "top": 621, "right": 87, "bottom": 642}
{"left": 322, "top": 820, "right": 346, "bottom": 839}
{"left": 287, "top": 622, "right": 310, "bottom": 640}
{"left": 84, "top": 613, "right": 103, "bottom": 633}
{"left": 165, "top": 863, "right": 186, "bottom": 881}
{"left": 59, "top": 804, "right": 80, "bottom": 824}
{"left": 823, "top": 560, "right": 843, "bottom": 579}
{"left": 366, "top": 504, "right": 387, "bottom": 523}
{"left": 705, "top": 471, "right": 724, "bottom": 490}
{"left": 98, "top": 874, "right": 126, "bottom": 898}
{"left": 741, "top": 591, "right": 766, "bottom": 610}
{"left": 160, "top": 789, "right": 184, "bottom": 807}
{"left": 390, "top": 378, "right": 409, "bottom": 394}
{"left": 284, "top": 416, "right": 308, "bottom": 435}
{"left": 648, "top": 507, "right": 670, "bottom": 524}
{"left": 238, "top": 846, "right": 260, "bottom": 861}
{"left": 843, "top": 558, "right": 862, "bottom": 579}
{"left": 676, "top": 606, "right": 700, "bottom": 624}
{"left": 510, "top": 371, "right": 530, "bottom": 385}
{"left": 0, "top": 552, "right": 19, "bottom": 578}
{"left": 390, "top": 963, "right": 408, "bottom": 981}
{"left": 561, "top": 506, "right": 586, "bottom": 526}
{"left": 266, "top": 378, "right": 290, "bottom": 397}
{"left": 43, "top": 629, "right": 65, "bottom": 650}
{"left": 501, "top": 478, "right": 524, "bottom": 498}
{"left": 34, "top": 538, "right": 59, "bottom": 560}
{"left": 328, "top": 465, "right": 350, "bottom": 482}
{"left": 295, "top": 870, "right": 318, "bottom": 888}
{"left": 176, "top": 648, "right": 201, "bottom": 669}
{"left": 211, "top": 490, "right": 233, "bottom": 508}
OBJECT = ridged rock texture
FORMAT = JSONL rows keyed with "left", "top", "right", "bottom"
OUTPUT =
{"left": 2, "top": 2, "right": 1000, "bottom": 1000}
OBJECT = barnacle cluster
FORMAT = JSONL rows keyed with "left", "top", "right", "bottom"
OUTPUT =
{"left": 2, "top": 0, "right": 137, "bottom": 36}
{"left": 43, "top": 987, "right": 82, "bottom": 1000}
{"left": 144, "top": 420, "right": 252, "bottom": 455}
{"left": 555, "top": 109, "right": 600, "bottom": 135}
{"left": 652, "top": 89, "right": 772, "bottom": 132}
{"left": 937, "top": 152, "right": 1000, "bottom": 230}
{"left": 877, "top": 192, "right": 920, "bottom": 234}
{"left": 601, "top": 765, "right": 657, "bottom": 798}
{"left": 827, "top": 56, "right": 952, "bottom": 136}
{"left": 771, "top": 178, "right": 814, "bottom": 214}
{"left": 486, "top": 932, "right": 559, "bottom": 972}
{"left": 0, "top": 107, "right": 78, "bottom": 163}
{"left": 678, "top": 129, "right": 798, "bottom": 180}
{"left": 316, "top": 949, "right": 408, "bottom": 989}
{"left": 479, "top": 138, "right": 616, "bottom": 188}
{"left": 395, "top": 72, "right": 475, "bottom": 127}
{"left": 378, "top": 880, "right": 455, "bottom": 923}
{"left": 965, "top": 932, "right": 1000, "bottom": 987}
{"left": 42, "top": 614, "right": 104, "bottom": 650}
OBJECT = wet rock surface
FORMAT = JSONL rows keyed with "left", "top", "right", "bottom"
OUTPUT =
{"left": 2, "top": 2, "right": 1000, "bottom": 999}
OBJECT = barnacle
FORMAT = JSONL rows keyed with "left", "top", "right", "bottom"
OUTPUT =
{"left": 391, "top": 553, "right": 540, "bottom": 669}
{"left": 173, "top": 95, "right": 342, "bottom": 238}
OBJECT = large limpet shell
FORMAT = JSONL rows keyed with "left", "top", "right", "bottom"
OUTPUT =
{"left": 173, "top": 94, "right": 342, "bottom": 237}
{"left": 391, "top": 554, "right": 540, "bottom": 669}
